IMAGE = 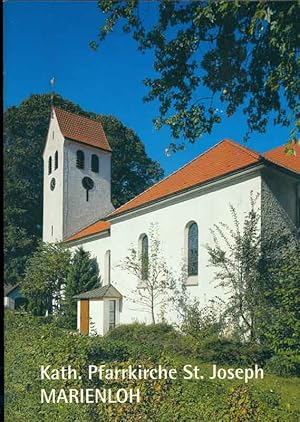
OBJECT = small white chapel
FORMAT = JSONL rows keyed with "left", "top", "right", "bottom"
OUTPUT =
{"left": 43, "top": 107, "right": 300, "bottom": 335}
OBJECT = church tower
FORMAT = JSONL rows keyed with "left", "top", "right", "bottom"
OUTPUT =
{"left": 43, "top": 107, "right": 114, "bottom": 243}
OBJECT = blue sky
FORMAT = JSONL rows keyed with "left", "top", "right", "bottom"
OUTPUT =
{"left": 4, "top": 1, "right": 292, "bottom": 176}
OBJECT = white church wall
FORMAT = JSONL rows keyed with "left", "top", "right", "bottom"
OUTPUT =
{"left": 43, "top": 111, "right": 65, "bottom": 243}
{"left": 89, "top": 300, "right": 104, "bottom": 335}
{"left": 72, "top": 171, "right": 262, "bottom": 327}
{"left": 63, "top": 141, "right": 114, "bottom": 239}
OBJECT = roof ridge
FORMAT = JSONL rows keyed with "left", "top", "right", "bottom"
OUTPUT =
{"left": 108, "top": 138, "right": 257, "bottom": 216}
{"left": 54, "top": 106, "right": 111, "bottom": 152}
{"left": 103, "top": 284, "right": 110, "bottom": 294}
{"left": 54, "top": 106, "right": 98, "bottom": 124}
{"left": 263, "top": 141, "right": 299, "bottom": 155}
{"left": 223, "top": 139, "right": 261, "bottom": 160}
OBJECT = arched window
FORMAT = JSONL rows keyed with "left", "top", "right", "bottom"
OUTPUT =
{"left": 104, "top": 250, "right": 111, "bottom": 285}
{"left": 76, "top": 150, "right": 85, "bottom": 169}
{"left": 54, "top": 151, "right": 58, "bottom": 170}
{"left": 140, "top": 234, "right": 149, "bottom": 280}
{"left": 187, "top": 222, "right": 198, "bottom": 277}
{"left": 91, "top": 154, "right": 99, "bottom": 173}
{"left": 48, "top": 156, "right": 52, "bottom": 175}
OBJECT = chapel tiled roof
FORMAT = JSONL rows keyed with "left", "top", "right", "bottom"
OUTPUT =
{"left": 65, "top": 220, "right": 111, "bottom": 242}
{"left": 65, "top": 139, "right": 300, "bottom": 243}
{"left": 54, "top": 107, "right": 112, "bottom": 152}
{"left": 73, "top": 284, "right": 122, "bottom": 300}
{"left": 264, "top": 141, "right": 300, "bottom": 173}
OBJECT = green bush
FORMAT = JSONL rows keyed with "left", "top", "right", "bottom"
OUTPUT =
{"left": 265, "top": 353, "right": 300, "bottom": 377}
{"left": 226, "top": 385, "right": 259, "bottom": 422}
{"left": 4, "top": 311, "right": 131, "bottom": 421}
{"left": 108, "top": 323, "right": 273, "bottom": 367}
{"left": 190, "top": 336, "right": 271, "bottom": 367}
{"left": 5, "top": 311, "right": 300, "bottom": 421}
{"left": 106, "top": 323, "right": 182, "bottom": 359}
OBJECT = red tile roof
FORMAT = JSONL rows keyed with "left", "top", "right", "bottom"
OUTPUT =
{"left": 65, "top": 220, "right": 111, "bottom": 242}
{"left": 64, "top": 139, "right": 300, "bottom": 243}
{"left": 54, "top": 107, "right": 112, "bottom": 152}
{"left": 264, "top": 141, "right": 300, "bottom": 173}
{"left": 109, "top": 139, "right": 261, "bottom": 216}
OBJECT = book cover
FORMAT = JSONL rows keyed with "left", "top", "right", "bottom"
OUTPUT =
{"left": 4, "top": 1, "right": 300, "bottom": 421}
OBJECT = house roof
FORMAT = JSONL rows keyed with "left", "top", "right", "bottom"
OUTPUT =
{"left": 64, "top": 139, "right": 300, "bottom": 243}
{"left": 65, "top": 220, "right": 111, "bottom": 242}
{"left": 73, "top": 284, "right": 122, "bottom": 300}
{"left": 54, "top": 107, "right": 112, "bottom": 152}
{"left": 264, "top": 141, "right": 300, "bottom": 173}
{"left": 4, "top": 284, "right": 20, "bottom": 297}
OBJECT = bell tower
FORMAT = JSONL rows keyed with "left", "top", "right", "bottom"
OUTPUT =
{"left": 43, "top": 107, "right": 114, "bottom": 243}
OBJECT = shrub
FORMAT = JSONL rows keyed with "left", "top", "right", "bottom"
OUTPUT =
{"left": 265, "top": 353, "right": 300, "bottom": 377}
{"left": 226, "top": 385, "right": 259, "bottom": 422}
{"left": 106, "top": 323, "right": 181, "bottom": 359}
{"left": 180, "top": 300, "right": 224, "bottom": 341}
{"left": 5, "top": 311, "right": 299, "bottom": 421}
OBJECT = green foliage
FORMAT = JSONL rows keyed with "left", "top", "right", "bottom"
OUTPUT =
{"left": 261, "top": 243, "right": 300, "bottom": 367}
{"left": 196, "top": 338, "right": 271, "bottom": 367}
{"left": 5, "top": 313, "right": 300, "bottom": 421}
{"left": 107, "top": 322, "right": 180, "bottom": 360}
{"left": 206, "top": 194, "right": 300, "bottom": 354}
{"left": 99, "top": 115, "right": 164, "bottom": 208}
{"left": 4, "top": 310, "right": 129, "bottom": 422}
{"left": 21, "top": 242, "right": 71, "bottom": 316}
{"left": 4, "top": 94, "right": 163, "bottom": 285}
{"left": 95, "top": 1, "right": 299, "bottom": 147}
{"left": 180, "top": 300, "right": 224, "bottom": 341}
{"left": 64, "top": 247, "right": 100, "bottom": 329}
{"left": 266, "top": 353, "right": 300, "bottom": 378}
{"left": 206, "top": 193, "right": 263, "bottom": 341}
{"left": 226, "top": 385, "right": 259, "bottom": 422}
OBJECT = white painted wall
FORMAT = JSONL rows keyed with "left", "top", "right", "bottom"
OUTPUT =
{"left": 43, "top": 111, "right": 65, "bottom": 242}
{"left": 63, "top": 140, "right": 114, "bottom": 239}
{"left": 87, "top": 298, "right": 121, "bottom": 335}
{"left": 71, "top": 171, "right": 262, "bottom": 327}
{"left": 89, "top": 300, "right": 104, "bottom": 335}
{"left": 4, "top": 297, "right": 15, "bottom": 309}
{"left": 43, "top": 108, "right": 114, "bottom": 242}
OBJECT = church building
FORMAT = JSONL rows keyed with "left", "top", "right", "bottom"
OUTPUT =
{"left": 43, "top": 107, "right": 300, "bottom": 335}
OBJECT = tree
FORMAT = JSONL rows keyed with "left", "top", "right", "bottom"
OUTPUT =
{"left": 261, "top": 242, "right": 300, "bottom": 374}
{"left": 4, "top": 94, "right": 163, "bottom": 285}
{"left": 21, "top": 243, "right": 71, "bottom": 316}
{"left": 206, "top": 193, "right": 262, "bottom": 341}
{"left": 94, "top": 1, "right": 299, "bottom": 150}
{"left": 120, "top": 224, "right": 175, "bottom": 324}
{"left": 65, "top": 247, "right": 101, "bottom": 329}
